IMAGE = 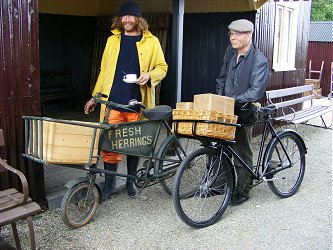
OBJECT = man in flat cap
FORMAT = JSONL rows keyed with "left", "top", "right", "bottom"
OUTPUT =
{"left": 216, "top": 19, "right": 269, "bottom": 205}
{"left": 84, "top": 1, "right": 168, "bottom": 200}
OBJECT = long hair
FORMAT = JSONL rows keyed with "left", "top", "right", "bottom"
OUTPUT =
{"left": 111, "top": 16, "right": 149, "bottom": 34}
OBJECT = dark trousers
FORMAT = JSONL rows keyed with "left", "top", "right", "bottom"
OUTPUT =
{"left": 232, "top": 112, "right": 257, "bottom": 195}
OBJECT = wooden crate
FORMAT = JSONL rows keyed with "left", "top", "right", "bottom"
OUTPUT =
{"left": 305, "top": 79, "right": 320, "bottom": 90}
{"left": 173, "top": 109, "right": 237, "bottom": 140}
{"left": 313, "top": 88, "right": 322, "bottom": 99}
{"left": 193, "top": 93, "right": 235, "bottom": 114}
{"left": 31, "top": 121, "right": 100, "bottom": 164}
{"left": 176, "top": 102, "right": 193, "bottom": 110}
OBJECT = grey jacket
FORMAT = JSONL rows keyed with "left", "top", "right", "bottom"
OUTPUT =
{"left": 216, "top": 45, "right": 269, "bottom": 104}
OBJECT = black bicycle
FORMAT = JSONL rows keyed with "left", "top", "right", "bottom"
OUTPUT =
{"left": 172, "top": 104, "right": 307, "bottom": 228}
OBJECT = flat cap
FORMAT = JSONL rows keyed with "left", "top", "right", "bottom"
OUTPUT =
{"left": 228, "top": 19, "right": 254, "bottom": 33}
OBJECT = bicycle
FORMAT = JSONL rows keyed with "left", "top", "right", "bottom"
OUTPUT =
{"left": 22, "top": 93, "right": 200, "bottom": 228}
{"left": 172, "top": 104, "right": 307, "bottom": 228}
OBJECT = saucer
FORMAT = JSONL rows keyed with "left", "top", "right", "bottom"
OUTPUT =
{"left": 123, "top": 78, "right": 137, "bottom": 84}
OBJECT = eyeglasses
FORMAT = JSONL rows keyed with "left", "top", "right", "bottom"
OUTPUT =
{"left": 228, "top": 31, "right": 249, "bottom": 38}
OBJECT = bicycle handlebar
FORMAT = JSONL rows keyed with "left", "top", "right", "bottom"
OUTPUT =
{"left": 93, "top": 92, "right": 147, "bottom": 111}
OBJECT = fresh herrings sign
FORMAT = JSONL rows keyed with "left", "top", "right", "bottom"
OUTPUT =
{"left": 101, "top": 120, "right": 160, "bottom": 157}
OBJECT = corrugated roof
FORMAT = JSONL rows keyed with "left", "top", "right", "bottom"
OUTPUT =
{"left": 308, "top": 21, "right": 333, "bottom": 42}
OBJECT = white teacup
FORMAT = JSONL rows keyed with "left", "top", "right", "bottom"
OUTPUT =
{"left": 123, "top": 74, "right": 137, "bottom": 82}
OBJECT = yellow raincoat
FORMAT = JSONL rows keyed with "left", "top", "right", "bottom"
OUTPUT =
{"left": 92, "top": 29, "right": 168, "bottom": 121}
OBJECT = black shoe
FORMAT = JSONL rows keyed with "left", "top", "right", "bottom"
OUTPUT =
{"left": 103, "top": 179, "right": 118, "bottom": 201}
{"left": 103, "top": 181, "right": 118, "bottom": 200}
{"left": 127, "top": 156, "right": 139, "bottom": 197}
{"left": 126, "top": 181, "right": 138, "bottom": 197}
{"left": 229, "top": 193, "right": 249, "bottom": 206}
{"left": 103, "top": 162, "right": 118, "bottom": 200}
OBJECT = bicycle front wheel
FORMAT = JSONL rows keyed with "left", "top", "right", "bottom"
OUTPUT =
{"left": 61, "top": 182, "right": 99, "bottom": 228}
{"left": 264, "top": 131, "right": 306, "bottom": 198}
{"left": 172, "top": 147, "right": 234, "bottom": 228}
{"left": 159, "top": 137, "right": 201, "bottom": 195}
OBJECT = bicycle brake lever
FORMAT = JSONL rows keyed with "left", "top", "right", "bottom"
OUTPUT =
{"left": 95, "top": 92, "right": 108, "bottom": 100}
{"left": 128, "top": 99, "right": 146, "bottom": 109}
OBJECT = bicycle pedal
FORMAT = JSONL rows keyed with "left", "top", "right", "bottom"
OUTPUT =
{"left": 263, "top": 176, "right": 283, "bottom": 181}
{"left": 143, "top": 159, "right": 154, "bottom": 168}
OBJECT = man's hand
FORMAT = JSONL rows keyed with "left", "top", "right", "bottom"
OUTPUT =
{"left": 137, "top": 72, "right": 150, "bottom": 85}
{"left": 84, "top": 98, "right": 96, "bottom": 114}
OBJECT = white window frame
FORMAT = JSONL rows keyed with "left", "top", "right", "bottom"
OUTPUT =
{"left": 272, "top": 1, "right": 299, "bottom": 71}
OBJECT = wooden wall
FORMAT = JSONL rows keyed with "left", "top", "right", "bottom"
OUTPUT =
{"left": 0, "top": 0, "right": 45, "bottom": 203}
{"left": 307, "top": 42, "right": 333, "bottom": 97}
{"left": 161, "top": 12, "right": 256, "bottom": 107}
{"left": 39, "top": 14, "right": 96, "bottom": 107}
{"left": 161, "top": 0, "right": 312, "bottom": 108}
{"left": 256, "top": 0, "right": 312, "bottom": 93}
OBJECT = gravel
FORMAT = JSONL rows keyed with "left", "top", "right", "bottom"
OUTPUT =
{"left": 1, "top": 105, "right": 332, "bottom": 250}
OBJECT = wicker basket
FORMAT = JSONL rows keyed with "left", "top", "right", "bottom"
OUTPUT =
{"left": 173, "top": 109, "right": 238, "bottom": 140}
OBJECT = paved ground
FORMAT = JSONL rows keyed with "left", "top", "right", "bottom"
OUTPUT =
{"left": 1, "top": 100, "right": 332, "bottom": 250}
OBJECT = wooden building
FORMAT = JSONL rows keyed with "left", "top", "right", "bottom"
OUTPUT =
{"left": 0, "top": 0, "right": 311, "bottom": 203}
{"left": 306, "top": 21, "right": 333, "bottom": 97}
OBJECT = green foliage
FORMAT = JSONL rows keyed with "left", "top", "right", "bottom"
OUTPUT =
{"left": 311, "top": 0, "right": 333, "bottom": 21}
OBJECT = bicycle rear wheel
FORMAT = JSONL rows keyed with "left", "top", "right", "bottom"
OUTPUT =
{"left": 61, "top": 182, "right": 99, "bottom": 228}
{"left": 159, "top": 137, "right": 201, "bottom": 195}
{"left": 172, "top": 147, "right": 233, "bottom": 228}
{"left": 264, "top": 131, "right": 306, "bottom": 198}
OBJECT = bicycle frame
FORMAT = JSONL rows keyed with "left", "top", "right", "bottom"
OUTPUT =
{"left": 93, "top": 118, "right": 186, "bottom": 184}
{"left": 22, "top": 106, "right": 188, "bottom": 191}
{"left": 216, "top": 113, "right": 304, "bottom": 184}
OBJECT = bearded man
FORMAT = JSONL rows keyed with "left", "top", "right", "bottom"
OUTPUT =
{"left": 84, "top": 1, "right": 168, "bottom": 199}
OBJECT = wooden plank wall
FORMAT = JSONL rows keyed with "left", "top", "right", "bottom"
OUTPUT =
{"left": 307, "top": 42, "right": 333, "bottom": 97}
{"left": 0, "top": 0, "right": 46, "bottom": 203}
{"left": 254, "top": 0, "right": 312, "bottom": 135}
{"left": 256, "top": 0, "right": 312, "bottom": 95}
{"left": 89, "top": 13, "right": 170, "bottom": 104}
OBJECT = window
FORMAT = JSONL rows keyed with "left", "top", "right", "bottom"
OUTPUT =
{"left": 273, "top": 1, "right": 299, "bottom": 71}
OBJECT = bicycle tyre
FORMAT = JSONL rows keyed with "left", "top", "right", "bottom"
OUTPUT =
{"left": 61, "top": 182, "right": 99, "bottom": 228}
{"left": 172, "top": 147, "right": 234, "bottom": 228}
{"left": 159, "top": 137, "right": 200, "bottom": 195}
{"left": 264, "top": 131, "right": 306, "bottom": 198}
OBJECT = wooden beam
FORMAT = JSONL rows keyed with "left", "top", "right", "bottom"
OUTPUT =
{"left": 172, "top": 0, "right": 184, "bottom": 103}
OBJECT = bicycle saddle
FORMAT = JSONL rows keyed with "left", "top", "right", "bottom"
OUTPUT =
{"left": 143, "top": 105, "right": 173, "bottom": 121}
{"left": 259, "top": 104, "right": 278, "bottom": 116}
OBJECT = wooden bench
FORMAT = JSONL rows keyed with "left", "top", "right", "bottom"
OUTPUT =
{"left": 266, "top": 84, "right": 333, "bottom": 128}
{"left": 40, "top": 69, "right": 76, "bottom": 109}
{"left": 0, "top": 129, "right": 41, "bottom": 250}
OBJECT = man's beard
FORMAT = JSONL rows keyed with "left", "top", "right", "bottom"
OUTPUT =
{"left": 122, "top": 21, "right": 139, "bottom": 33}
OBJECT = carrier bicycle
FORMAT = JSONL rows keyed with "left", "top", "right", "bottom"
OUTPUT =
{"left": 22, "top": 93, "right": 200, "bottom": 228}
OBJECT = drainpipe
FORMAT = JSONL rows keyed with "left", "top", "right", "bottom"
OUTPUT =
{"left": 172, "top": 0, "right": 184, "bottom": 103}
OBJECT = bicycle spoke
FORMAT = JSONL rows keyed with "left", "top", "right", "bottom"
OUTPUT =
{"left": 173, "top": 147, "right": 233, "bottom": 228}
{"left": 265, "top": 131, "right": 305, "bottom": 198}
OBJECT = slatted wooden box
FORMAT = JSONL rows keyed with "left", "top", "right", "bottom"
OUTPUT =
{"left": 31, "top": 121, "right": 100, "bottom": 164}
